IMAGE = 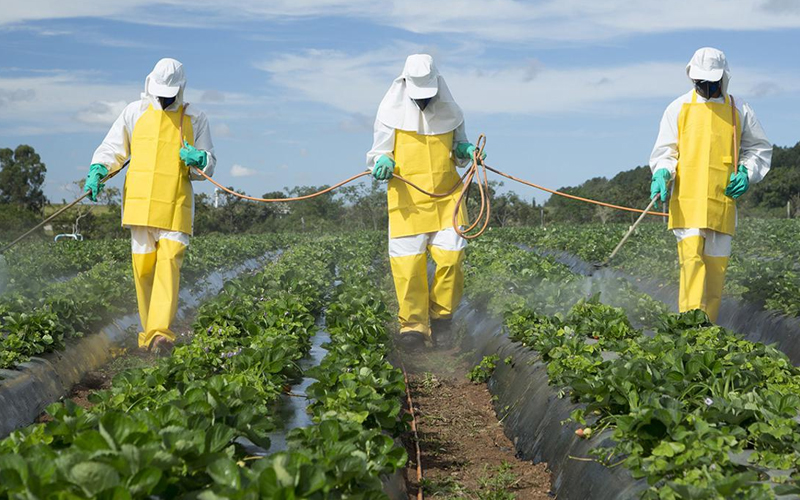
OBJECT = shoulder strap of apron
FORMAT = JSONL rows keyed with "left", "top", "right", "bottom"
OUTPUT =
{"left": 180, "top": 103, "right": 189, "bottom": 141}
{"left": 730, "top": 95, "right": 739, "bottom": 167}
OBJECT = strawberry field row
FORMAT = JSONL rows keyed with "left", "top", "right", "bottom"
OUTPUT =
{"left": 0, "top": 233, "right": 409, "bottom": 498}
{"left": 466, "top": 237, "right": 800, "bottom": 499}
{"left": 0, "top": 234, "right": 285, "bottom": 370}
{"left": 495, "top": 219, "right": 800, "bottom": 317}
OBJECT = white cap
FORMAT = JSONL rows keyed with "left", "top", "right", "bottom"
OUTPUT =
{"left": 146, "top": 58, "right": 185, "bottom": 98}
{"left": 686, "top": 47, "right": 727, "bottom": 82}
{"left": 402, "top": 54, "right": 439, "bottom": 100}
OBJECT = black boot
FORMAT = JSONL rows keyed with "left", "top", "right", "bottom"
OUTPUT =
{"left": 430, "top": 318, "right": 453, "bottom": 348}
{"left": 396, "top": 331, "right": 430, "bottom": 351}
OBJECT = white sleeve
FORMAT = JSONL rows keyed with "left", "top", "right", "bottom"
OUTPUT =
{"left": 90, "top": 104, "right": 134, "bottom": 172}
{"left": 366, "top": 118, "right": 395, "bottom": 170}
{"left": 189, "top": 110, "right": 216, "bottom": 181}
{"left": 738, "top": 102, "right": 772, "bottom": 184}
{"left": 452, "top": 122, "right": 470, "bottom": 168}
{"left": 649, "top": 101, "right": 680, "bottom": 177}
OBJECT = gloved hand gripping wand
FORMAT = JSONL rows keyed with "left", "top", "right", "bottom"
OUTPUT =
{"left": 594, "top": 183, "right": 670, "bottom": 271}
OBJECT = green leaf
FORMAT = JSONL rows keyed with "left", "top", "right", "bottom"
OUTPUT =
{"left": 205, "top": 424, "right": 236, "bottom": 454}
{"left": 651, "top": 441, "right": 685, "bottom": 458}
{"left": 127, "top": 467, "right": 162, "bottom": 496}
{"left": 99, "top": 413, "right": 139, "bottom": 449}
{"left": 207, "top": 458, "right": 241, "bottom": 489}
{"left": 70, "top": 461, "right": 121, "bottom": 497}
{"left": 73, "top": 430, "right": 111, "bottom": 453}
{"left": 0, "top": 454, "right": 28, "bottom": 490}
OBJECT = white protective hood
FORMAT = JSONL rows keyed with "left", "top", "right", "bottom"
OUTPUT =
{"left": 142, "top": 58, "right": 186, "bottom": 109}
{"left": 686, "top": 47, "right": 731, "bottom": 96}
{"left": 376, "top": 54, "right": 464, "bottom": 136}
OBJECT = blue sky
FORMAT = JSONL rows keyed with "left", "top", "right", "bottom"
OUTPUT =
{"left": 1, "top": 0, "right": 800, "bottom": 205}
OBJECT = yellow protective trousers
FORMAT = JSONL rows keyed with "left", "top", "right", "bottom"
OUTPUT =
{"left": 675, "top": 229, "right": 731, "bottom": 322}
{"left": 131, "top": 227, "right": 189, "bottom": 348}
{"left": 389, "top": 227, "right": 466, "bottom": 337}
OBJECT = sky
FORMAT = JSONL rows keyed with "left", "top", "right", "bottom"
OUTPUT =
{"left": 1, "top": 0, "right": 800, "bottom": 205}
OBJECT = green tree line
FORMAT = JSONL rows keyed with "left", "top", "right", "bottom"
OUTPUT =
{"left": 544, "top": 142, "right": 800, "bottom": 223}
{"left": 3, "top": 141, "right": 797, "bottom": 240}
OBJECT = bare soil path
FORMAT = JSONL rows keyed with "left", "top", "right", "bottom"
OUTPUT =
{"left": 396, "top": 324, "right": 553, "bottom": 500}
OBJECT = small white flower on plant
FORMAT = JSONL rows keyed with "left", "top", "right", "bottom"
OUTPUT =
{"left": 704, "top": 397, "right": 713, "bottom": 406}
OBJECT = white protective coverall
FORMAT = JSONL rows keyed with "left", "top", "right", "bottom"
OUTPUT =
{"left": 91, "top": 58, "right": 216, "bottom": 348}
{"left": 367, "top": 54, "right": 473, "bottom": 338}
{"left": 649, "top": 47, "right": 771, "bottom": 322}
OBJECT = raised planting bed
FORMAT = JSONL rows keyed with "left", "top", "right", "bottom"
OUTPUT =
{"left": 0, "top": 233, "right": 411, "bottom": 499}
{"left": 462, "top": 237, "right": 800, "bottom": 499}
{"left": 459, "top": 305, "right": 646, "bottom": 499}
{"left": 0, "top": 253, "right": 272, "bottom": 438}
{"left": 527, "top": 244, "right": 800, "bottom": 367}
{"left": 0, "top": 240, "right": 332, "bottom": 498}
{"left": 0, "top": 233, "right": 284, "bottom": 370}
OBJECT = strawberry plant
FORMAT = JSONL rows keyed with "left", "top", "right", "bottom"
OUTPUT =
{"left": 0, "top": 234, "right": 284, "bottom": 370}
{"left": 497, "top": 219, "right": 800, "bottom": 318}
{"left": 468, "top": 238, "right": 800, "bottom": 499}
{"left": 0, "top": 233, "right": 410, "bottom": 499}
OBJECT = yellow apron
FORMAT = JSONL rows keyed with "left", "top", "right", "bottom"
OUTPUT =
{"left": 387, "top": 130, "right": 467, "bottom": 238}
{"left": 669, "top": 91, "right": 741, "bottom": 235}
{"left": 123, "top": 104, "right": 194, "bottom": 234}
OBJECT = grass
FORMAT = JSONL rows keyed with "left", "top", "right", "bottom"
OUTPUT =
{"left": 420, "top": 476, "right": 467, "bottom": 498}
{"left": 419, "top": 462, "right": 522, "bottom": 500}
{"left": 476, "top": 462, "right": 520, "bottom": 500}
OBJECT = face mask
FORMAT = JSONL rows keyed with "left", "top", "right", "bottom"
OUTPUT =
{"left": 158, "top": 96, "right": 177, "bottom": 109}
{"left": 413, "top": 98, "right": 432, "bottom": 111}
{"left": 693, "top": 79, "right": 721, "bottom": 100}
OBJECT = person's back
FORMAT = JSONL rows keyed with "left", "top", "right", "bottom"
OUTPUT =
{"left": 86, "top": 58, "right": 216, "bottom": 353}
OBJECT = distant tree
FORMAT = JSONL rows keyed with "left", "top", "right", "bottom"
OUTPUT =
{"left": 742, "top": 142, "right": 800, "bottom": 212}
{"left": 595, "top": 205, "right": 613, "bottom": 224}
{"left": 0, "top": 145, "right": 48, "bottom": 213}
{"left": 342, "top": 179, "right": 388, "bottom": 231}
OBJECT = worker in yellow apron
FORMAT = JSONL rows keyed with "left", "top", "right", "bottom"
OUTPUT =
{"left": 649, "top": 48, "right": 771, "bottom": 322}
{"left": 85, "top": 58, "right": 216, "bottom": 353}
{"left": 367, "top": 54, "right": 485, "bottom": 350}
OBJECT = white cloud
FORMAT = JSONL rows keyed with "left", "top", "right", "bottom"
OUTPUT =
{"left": 0, "top": 88, "right": 36, "bottom": 106}
{"left": 257, "top": 46, "right": 800, "bottom": 117}
{"left": 231, "top": 164, "right": 257, "bottom": 177}
{"left": 4, "top": 1, "right": 800, "bottom": 42}
{"left": 0, "top": 70, "right": 262, "bottom": 136}
{"left": 750, "top": 81, "right": 784, "bottom": 98}
{"left": 201, "top": 90, "right": 226, "bottom": 103}
{"left": 338, "top": 113, "right": 373, "bottom": 133}
{"left": 0, "top": 70, "right": 139, "bottom": 134}
{"left": 255, "top": 44, "right": 414, "bottom": 116}
{"left": 213, "top": 123, "right": 232, "bottom": 137}
{"left": 75, "top": 100, "right": 128, "bottom": 125}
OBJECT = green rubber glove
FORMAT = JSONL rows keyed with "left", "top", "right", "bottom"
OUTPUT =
{"left": 373, "top": 155, "right": 395, "bottom": 180}
{"left": 724, "top": 165, "right": 749, "bottom": 199}
{"left": 84, "top": 163, "right": 108, "bottom": 202}
{"left": 180, "top": 140, "right": 208, "bottom": 169}
{"left": 650, "top": 168, "right": 671, "bottom": 210}
{"left": 455, "top": 142, "right": 487, "bottom": 161}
